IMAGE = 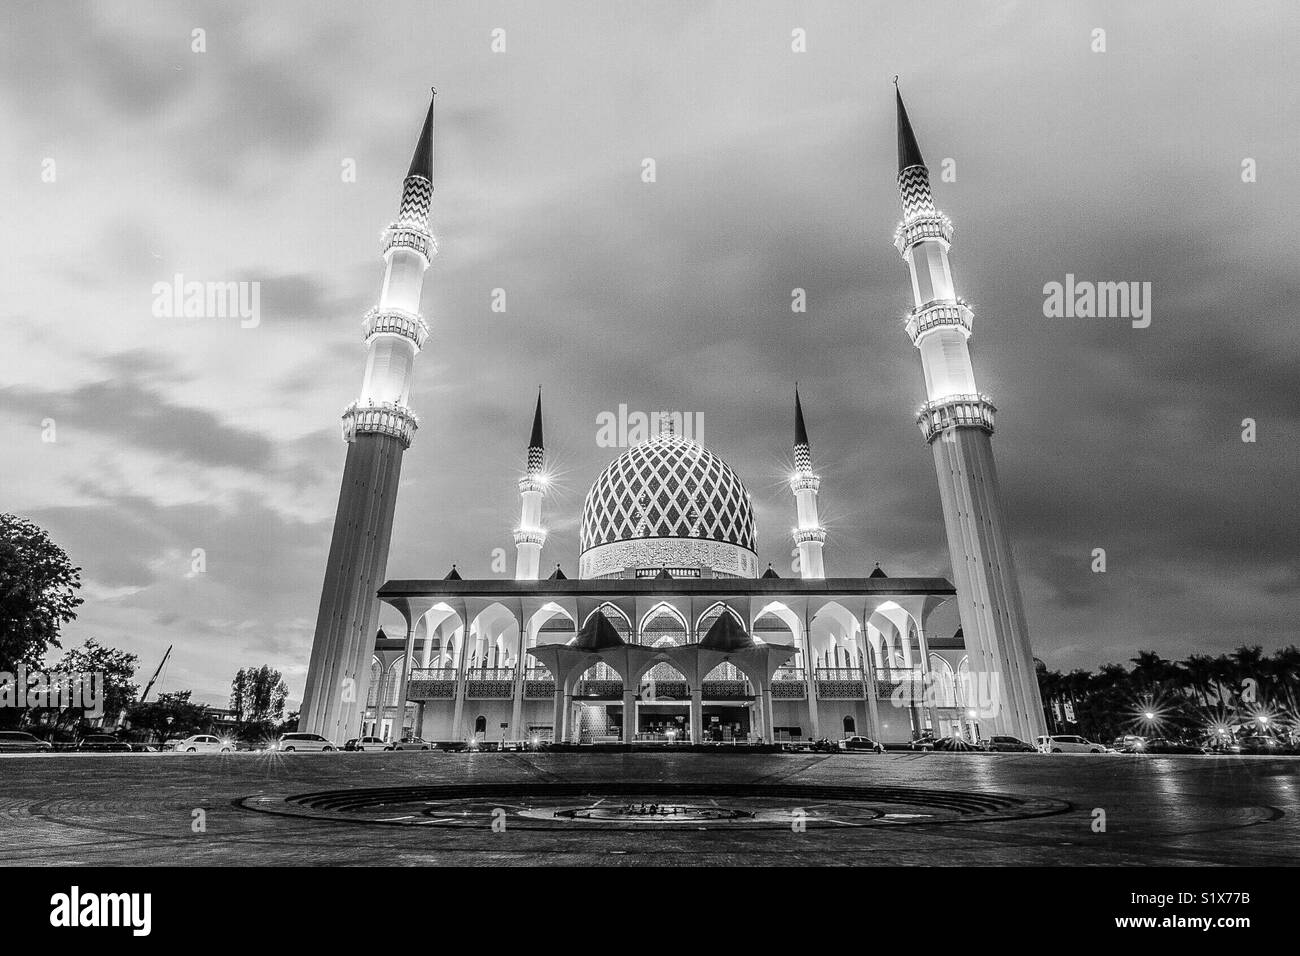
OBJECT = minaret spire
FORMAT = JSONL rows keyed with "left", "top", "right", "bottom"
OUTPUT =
{"left": 789, "top": 386, "right": 826, "bottom": 579}
{"left": 407, "top": 89, "right": 435, "bottom": 183}
{"left": 895, "top": 83, "right": 926, "bottom": 173}
{"left": 889, "top": 85, "right": 1046, "bottom": 742}
{"left": 528, "top": 387, "right": 544, "bottom": 460}
{"left": 300, "top": 92, "right": 441, "bottom": 744}
{"left": 514, "top": 389, "right": 548, "bottom": 580}
{"left": 793, "top": 385, "right": 811, "bottom": 467}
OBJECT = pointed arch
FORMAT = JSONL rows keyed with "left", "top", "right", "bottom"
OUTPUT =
{"left": 696, "top": 601, "right": 744, "bottom": 637}
{"left": 640, "top": 602, "right": 689, "bottom": 646}
{"left": 581, "top": 602, "right": 633, "bottom": 642}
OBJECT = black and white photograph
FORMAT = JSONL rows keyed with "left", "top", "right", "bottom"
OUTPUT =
{"left": 0, "top": 0, "right": 1295, "bottom": 939}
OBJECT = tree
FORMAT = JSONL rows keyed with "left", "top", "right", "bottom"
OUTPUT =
{"left": 230, "top": 665, "right": 289, "bottom": 724}
{"left": 1183, "top": 654, "right": 1218, "bottom": 707}
{"left": 0, "top": 514, "right": 83, "bottom": 670}
{"left": 45, "top": 638, "right": 139, "bottom": 729}
{"left": 127, "top": 691, "right": 209, "bottom": 742}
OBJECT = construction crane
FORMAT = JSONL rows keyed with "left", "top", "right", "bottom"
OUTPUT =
{"left": 139, "top": 644, "right": 173, "bottom": 705}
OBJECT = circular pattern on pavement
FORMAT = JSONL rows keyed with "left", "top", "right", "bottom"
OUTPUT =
{"left": 237, "top": 781, "right": 1071, "bottom": 830}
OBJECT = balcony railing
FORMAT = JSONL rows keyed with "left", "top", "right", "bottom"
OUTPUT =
{"left": 874, "top": 667, "right": 925, "bottom": 702}
{"left": 701, "top": 680, "right": 751, "bottom": 700}
{"left": 524, "top": 680, "right": 555, "bottom": 699}
{"left": 815, "top": 667, "right": 865, "bottom": 682}
{"left": 409, "top": 668, "right": 458, "bottom": 681}
{"left": 462, "top": 667, "right": 515, "bottom": 681}
{"left": 575, "top": 679, "right": 624, "bottom": 699}
{"left": 771, "top": 680, "right": 807, "bottom": 700}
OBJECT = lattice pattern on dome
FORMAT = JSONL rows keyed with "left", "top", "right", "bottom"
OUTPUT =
{"left": 580, "top": 433, "right": 757, "bottom": 552}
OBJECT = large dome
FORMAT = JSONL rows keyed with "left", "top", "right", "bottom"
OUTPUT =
{"left": 579, "top": 430, "right": 758, "bottom": 579}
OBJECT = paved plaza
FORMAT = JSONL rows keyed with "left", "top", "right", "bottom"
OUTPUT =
{"left": 0, "top": 751, "right": 1295, "bottom": 866}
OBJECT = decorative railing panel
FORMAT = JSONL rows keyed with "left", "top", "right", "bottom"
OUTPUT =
{"left": 524, "top": 680, "right": 555, "bottom": 699}
{"left": 575, "top": 680, "right": 623, "bottom": 699}
{"left": 462, "top": 668, "right": 515, "bottom": 681}
{"left": 466, "top": 680, "right": 514, "bottom": 700}
{"left": 406, "top": 680, "right": 456, "bottom": 700}
{"left": 815, "top": 668, "right": 865, "bottom": 682}
{"left": 817, "top": 681, "right": 866, "bottom": 700}
{"left": 409, "top": 668, "right": 458, "bottom": 681}
{"left": 641, "top": 681, "right": 688, "bottom": 700}
{"left": 771, "top": 680, "right": 807, "bottom": 700}
{"left": 701, "top": 680, "right": 750, "bottom": 699}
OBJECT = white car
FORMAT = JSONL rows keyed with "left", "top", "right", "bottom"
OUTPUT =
{"left": 1036, "top": 734, "right": 1105, "bottom": 754}
{"left": 174, "top": 734, "right": 232, "bottom": 753}
{"left": 353, "top": 736, "right": 389, "bottom": 752}
{"left": 276, "top": 732, "right": 337, "bottom": 752}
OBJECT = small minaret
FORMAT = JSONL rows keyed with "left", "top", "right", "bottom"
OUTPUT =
{"left": 789, "top": 387, "right": 826, "bottom": 579}
{"left": 300, "top": 91, "right": 438, "bottom": 742}
{"left": 891, "top": 83, "right": 1045, "bottom": 741}
{"left": 513, "top": 390, "right": 547, "bottom": 580}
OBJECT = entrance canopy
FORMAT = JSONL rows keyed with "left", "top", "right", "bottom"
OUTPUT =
{"left": 528, "top": 609, "right": 798, "bottom": 691}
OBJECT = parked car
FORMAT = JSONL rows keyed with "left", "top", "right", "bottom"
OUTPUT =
{"left": 275, "top": 733, "right": 336, "bottom": 752}
{"left": 0, "top": 730, "right": 53, "bottom": 753}
{"left": 172, "top": 734, "right": 232, "bottom": 753}
{"left": 839, "top": 735, "right": 885, "bottom": 753}
{"left": 1134, "top": 738, "right": 1202, "bottom": 755}
{"left": 907, "top": 734, "right": 936, "bottom": 751}
{"left": 351, "top": 735, "right": 388, "bottom": 752}
{"left": 1035, "top": 734, "right": 1105, "bottom": 753}
{"left": 389, "top": 737, "right": 431, "bottom": 751}
{"left": 932, "top": 735, "right": 977, "bottom": 751}
{"left": 76, "top": 734, "right": 132, "bottom": 753}
{"left": 1111, "top": 734, "right": 1147, "bottom": 752}
{"left": 981, "top": 735, "right": 1036, "bottom": 752}
{"left": 1234, "top": 735, "right": 1296, "bottom": 755}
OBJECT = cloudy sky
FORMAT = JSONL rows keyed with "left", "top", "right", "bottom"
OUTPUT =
{"left": 2, "top": 1, "right": 1296, "bottom": 707}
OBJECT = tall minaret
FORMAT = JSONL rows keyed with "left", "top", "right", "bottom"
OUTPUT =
{"left": 789, "top": 387, "right": 826, "bottom": 579}
{"left": 891, "top": 84, "right": 1045, "bottom": 740}
{"left": 513, "top": 390, "right": 547, "bottom": 580}
{"left": 299, "top": 91, "right": 438, "bottom": 742}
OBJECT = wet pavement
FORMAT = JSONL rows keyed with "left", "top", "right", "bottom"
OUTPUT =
{"left": 0, "top": 750, "right": 1295, "bottom": 865}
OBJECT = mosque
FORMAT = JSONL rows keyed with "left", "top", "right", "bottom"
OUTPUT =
{"left": 297, "top": 88, "right": 1047, "bottom": 748}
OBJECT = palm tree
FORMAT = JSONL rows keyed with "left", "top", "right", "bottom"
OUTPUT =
{"left": 1130, "top": 651, "right": 1176, "bottom": 690}
{"left": 1183, "top": 654, "right": 1217, "bottom": 707}
{"left": 1231, "top": 645, "right": 1267, "bottom": 705}
{"left": 1273, "top": 646, "right": 1300, "bottom": 716}
{"left": 1209, "top": 653, "right": 1236, "bottom": 705}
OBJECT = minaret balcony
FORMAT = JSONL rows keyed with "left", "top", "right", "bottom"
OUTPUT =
{"left": 517, "top": 474, "right": 546, "bottom": 495}
{"left": 342, "top": 400, "right": 419, "bottom": 449}
{"left": 905, "top": 299, "right": 974, "bottom": 346}
{"left": 788, "top": 473, "right": 821, "bottom": 494}
{"left": 513, "top": 528, "right": 547, "bottom": 547}
{"left": 893, "top": 212, "right": 953, "bottom": 257}
{"left": 916, "top": 393, "right": 996, "bottom": 443}
{"left": 362, "top": 307, "right": 430, "bottom": 350}
{"left": 792, "top": 526, "right": 826, "bottom": 545}
{"left": 383, "top": 223, "right": 437, "bottom": 261}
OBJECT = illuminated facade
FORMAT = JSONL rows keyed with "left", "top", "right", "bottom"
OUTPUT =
{"left": 309, "top": 90, "right": 1044, "bottom": 747}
